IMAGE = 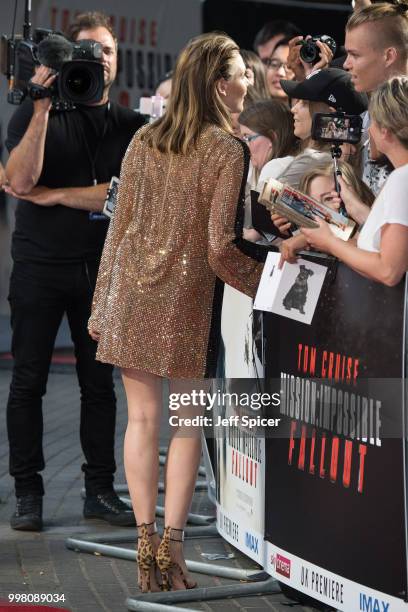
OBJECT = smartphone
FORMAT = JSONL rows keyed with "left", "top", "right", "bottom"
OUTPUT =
{"left": 311, "top": 112, "right": 363, "bottom": 144}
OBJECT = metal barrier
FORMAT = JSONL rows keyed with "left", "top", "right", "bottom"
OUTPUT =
{"left": 66, "top": 443, "right": 282, "bottom": 611}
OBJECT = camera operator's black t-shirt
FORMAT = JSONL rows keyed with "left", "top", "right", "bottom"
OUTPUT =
{"left": 6, "top": 99, "right": 145, "bottom": 263}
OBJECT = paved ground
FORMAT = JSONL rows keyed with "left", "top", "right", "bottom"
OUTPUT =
{"left": 0, "top": 364, "right": 325, "bottom": 612}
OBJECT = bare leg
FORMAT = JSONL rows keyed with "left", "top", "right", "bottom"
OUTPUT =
{"left": 161, "top": 379, "right": 210, "bottom": 589}
{"left": 122, "top": 368, "right": 163, "bottom": 591}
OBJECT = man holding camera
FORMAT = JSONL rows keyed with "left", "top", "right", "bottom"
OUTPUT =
{"left": 5, "top": 11, "right": 145, "bottom": 531}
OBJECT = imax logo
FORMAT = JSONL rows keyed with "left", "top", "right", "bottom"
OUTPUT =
{"left": 360, "top": 593, "right": 390, "bottom": 612}
{"left": 244, "top": 532, "right": 259, "bottom": 554}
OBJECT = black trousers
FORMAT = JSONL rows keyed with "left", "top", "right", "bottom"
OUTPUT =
{"left": 7, "top": 260, "right": 117, "bottom": 497}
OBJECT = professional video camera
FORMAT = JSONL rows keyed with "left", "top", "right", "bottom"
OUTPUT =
{"left": 298, "top": 35, "right": 337, "bottom": 65}
{"left": 0, "top": 1, "right": 104, "bottom": 106}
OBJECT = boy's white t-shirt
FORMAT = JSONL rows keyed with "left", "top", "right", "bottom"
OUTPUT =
{"left": 358, "top": 164, "right": 408, "bottom": 253}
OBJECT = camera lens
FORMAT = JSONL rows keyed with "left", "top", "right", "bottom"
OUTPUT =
{"left": 65, "top": 67, "right": 92, "bottom": 95}
{"left": 300, "top": 42, "right": 318, "bottom": 64}
{"left": 59, "top": 60, "right": 104, "bottom": 104}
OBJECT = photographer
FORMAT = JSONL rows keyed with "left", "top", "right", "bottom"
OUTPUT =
{"left": 253, "top": 20, "right": 301, "bottom": 62}
{"left": 5, "top": 11, "right": 145, "bottom": 531}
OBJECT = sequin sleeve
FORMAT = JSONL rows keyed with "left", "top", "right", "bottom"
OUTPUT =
{"left": 88, "top": 135, "right": 140, "bottom": 332}
{"left": 208, "top": 147, "right": 263, "bottom": 299}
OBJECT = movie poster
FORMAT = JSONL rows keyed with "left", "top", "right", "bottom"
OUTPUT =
{"left": 263, "top": 254, "right": 408, "bottom": 611}
{"left": 215, "top": 285, "right": 265, "bottom": 564}
{"left": 215, "top": 399, "right": 265, "bottom": 565}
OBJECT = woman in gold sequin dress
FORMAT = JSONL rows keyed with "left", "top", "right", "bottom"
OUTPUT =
{"left": 88, "top": 33, "right": 263, "bottom": 592}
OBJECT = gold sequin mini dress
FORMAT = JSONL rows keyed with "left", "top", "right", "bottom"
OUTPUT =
{"left": 89, "top": 124, "right": 263, "bottom": 378}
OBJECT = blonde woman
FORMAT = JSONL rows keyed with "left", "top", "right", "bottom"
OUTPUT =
{"left": 279, "top": 161, "right": 374, "bottom": 265}
{"left": 88, "top": 33, "right": 263, "bottom": 592}
{"left": 301, "top": 77, "right": 408, "bottom": 286}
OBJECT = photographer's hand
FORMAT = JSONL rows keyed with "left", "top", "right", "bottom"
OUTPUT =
{"left": 30, "top": 65, "right": 56, "bottom": 113}
{"left": 5, "top": 182, "right": 110, "bottom": 211}
{"left": 4, "top": 184, "right": 59, "bottom": 206}
{"left": 287, "top": 36, "right": 306, "bottom": 81}
{"left": 6, "top": 66, "right": 56, "bottom": 195}
{"left": 301, "top": 39, "right": 334, "bottom": 78}
{"left": 309, "top": 40, "right": 334, "bottom": 74}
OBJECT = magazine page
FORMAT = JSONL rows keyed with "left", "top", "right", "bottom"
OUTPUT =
{"left": 259, "top": 178, "right": 355, "bottom": 240}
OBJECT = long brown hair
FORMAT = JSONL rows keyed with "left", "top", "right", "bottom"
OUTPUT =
{"left": 302, "top": 100, "right": 333, "bottom": 152}
{"left": 239, "top": 99, "right": 300, "bottom": 184}
{"left": 142, "top": 32, "right": 240, "bottom": 155}
{"left": 239, "top": 99, "right": 299, "bottom": 158}
{"left": 240, "top": 49, "right": 270, "bottom": 106}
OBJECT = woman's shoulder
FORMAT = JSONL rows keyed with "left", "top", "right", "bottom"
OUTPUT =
{"left": 386, "top": 163, "right": 408, "bottom": 184}
{"left": 380, "top": 163, "right": 408, "bottom": 202}
{"left": 201, "top": 125, "right": 245, "bottom": 157}
{"left": 133, "top": 123, "right": 151, "bottom": 140}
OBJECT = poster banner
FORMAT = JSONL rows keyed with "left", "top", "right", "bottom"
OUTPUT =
{"left": 215, "top": 400, "right": 265, "bottom": 565}
{"left": 265, "top": 542, "right": 407, "bottom": 612}
{"left": 263, "top": 254, "right": 408, "bottom": 609}
{"left": 34, "top": 0, "right": 202, "bottom": 108}
{"left": 214, "top": 286, "right": 265, "bottom": 564}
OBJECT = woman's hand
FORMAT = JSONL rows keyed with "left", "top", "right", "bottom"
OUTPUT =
{"left": 271, "top": 213, "right": 291, "bottom": 236}
{"left": 300, "top": 217, "right": 337, "bottom": 253}
{"left": 0, "top": 163, "right": 8, "bottom": 190}
{"left": 337, "top": 176, "right": 370, "bottom": 225}
{"left": 321, "top": 190, "right": 342, "bottom": 211}
{"left": 243, "top": 227, "right": 262, "bottom": 242}
{"left": 88, "top": 327, "right": 101, "bottom": 342}
{"left": 279, "top": 235, "right": 309, "bottom": 268}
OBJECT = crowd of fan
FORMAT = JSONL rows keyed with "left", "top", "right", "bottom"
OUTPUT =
{"left": 157, "top": 2, "right": 408, "bottom": 286}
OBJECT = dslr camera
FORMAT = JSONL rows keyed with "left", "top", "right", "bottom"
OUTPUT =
{"left": 298, "top": 35, "right": 337, "bottom": 65}
{"left": 1, "top": 28, "right": 105, "bottom": 106}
